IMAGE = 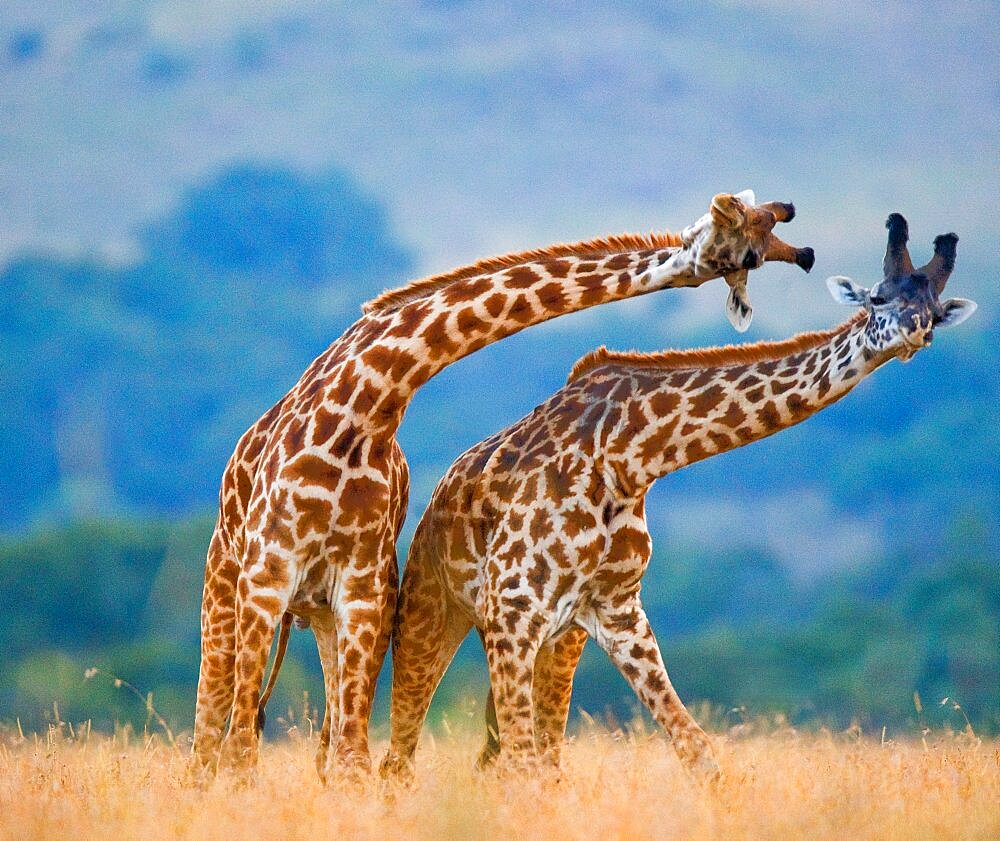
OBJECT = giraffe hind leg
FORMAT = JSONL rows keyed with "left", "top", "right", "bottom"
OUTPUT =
{"left": 192, "top": 528, "right": 239, "bottom": 777}
{"left": 381, "top": 541, "right": 471, "bottom": 782}
{"left": 218, "top": 557, "right": 294, "bottom": 781}
{"left": 476, "top": 629, "right": 501, "bottom": 769}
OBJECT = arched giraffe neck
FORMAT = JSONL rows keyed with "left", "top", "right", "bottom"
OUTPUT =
{"left": 594, "top": 313, "right": 886, "bottom": 493}
{"left": 346, "top": 242, "right": 702, "bottom": 404}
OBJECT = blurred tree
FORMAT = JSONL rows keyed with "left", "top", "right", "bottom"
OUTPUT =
{"left": 0, "top": 520, "right": 171, "bottom": 657}
{"left": 141, "top": 164, "right": 412, "bottom": 285}
{"left": 0, "top": 162, "right": 413, "bottom": 527}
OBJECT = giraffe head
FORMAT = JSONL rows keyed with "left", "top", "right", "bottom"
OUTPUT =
{"left": 679, "top": 189, "right": 816, "bottom": 332}
{"left": 826, "top": 213, "right": 977, "bottom": 362}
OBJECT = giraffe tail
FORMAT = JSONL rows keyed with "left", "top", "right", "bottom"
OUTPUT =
{"left": 257, "top": 611, "right": 294, "bottom": 733}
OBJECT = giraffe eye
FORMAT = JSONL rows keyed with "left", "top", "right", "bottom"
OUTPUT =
{"left": 870, "top": 295, "right": 887, "bottom": 306}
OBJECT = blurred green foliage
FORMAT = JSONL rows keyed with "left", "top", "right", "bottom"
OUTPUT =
{"left": 1, "top": 512, "right": 995, "bottom": 737}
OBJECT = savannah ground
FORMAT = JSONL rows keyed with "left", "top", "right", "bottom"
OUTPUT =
{"left": 1, "top": 721, "right": 997, "bottom": 841}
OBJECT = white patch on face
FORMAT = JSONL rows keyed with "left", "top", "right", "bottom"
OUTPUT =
{"left": 866, "top": 309, "right": 907, "bottom": 358}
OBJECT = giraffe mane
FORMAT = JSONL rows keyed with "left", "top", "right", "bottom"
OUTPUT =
{"left": 567, "top": 311, "right": 869, "bottom": 382}
{"left": 361, "top": 231, "right": 684, "bottom": 314}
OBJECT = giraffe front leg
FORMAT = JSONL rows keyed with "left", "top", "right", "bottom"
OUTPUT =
{"left": 589, "top": 603, "right": 720, "bottom": 783}
{"left": 481, "top": 604, "right": 542, "bottom": 771}
{"left": 532, "top": 626, "right": 588, "bottom": 765}
{"left": 479, "top": 627, "right": 587, "bottom": 769}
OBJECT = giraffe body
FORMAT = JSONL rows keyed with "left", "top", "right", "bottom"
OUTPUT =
{"left": 382, "top": 215, "right": 976, "bottom": 780}
{"left": 192, "top": 192, "right": 813, "bottom": 780}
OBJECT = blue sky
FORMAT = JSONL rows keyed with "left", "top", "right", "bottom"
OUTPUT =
{"left": 2, "top": 1, "right": 997, "bottom": 335}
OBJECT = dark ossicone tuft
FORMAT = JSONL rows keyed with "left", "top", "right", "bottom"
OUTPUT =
{"left": 933, "top": 232, "right": 958, "bottom": 256}
{"left": 885, "top": 213, "right": 909, "bottom": 240}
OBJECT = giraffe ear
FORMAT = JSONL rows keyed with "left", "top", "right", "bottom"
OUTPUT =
{"left": 711, "top": 193, "right": 747, "bottom": 228}
{"left": 680, "top": 212, "right": 709, "bottom": 246}
{"left": 826, "top": 275, "right": 868, "bottom": 306}
{"left": 734, "top": 188, "right": 757, "bottom": 207}
{"left": 726, "top": 282, "right": 753, "bottom": 332}
{"left": 937, "top": 298, "right": 977, "bottom": 329}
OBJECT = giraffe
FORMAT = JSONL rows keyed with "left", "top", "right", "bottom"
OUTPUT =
{"left": 380, "top": 214, "right": 976, "bottom": 782}
{"left": 192, "top": 190, "right": 814, "bottom": 782}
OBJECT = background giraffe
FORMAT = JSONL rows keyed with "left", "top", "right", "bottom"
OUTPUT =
{"left": 194, "top": 191, "right": 814, "bottom": 781}
{"left": 382, "top": 215, "right": 975, "bottom": 780}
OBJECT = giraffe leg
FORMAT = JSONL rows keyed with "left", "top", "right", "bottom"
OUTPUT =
{"left": 310, "top": 613, "right": 339, "bottom": 784}
{"left": 326, "top": 537, "right": 398, "bottom": 778}
{"left": 476, "top": 629, "right": 501, "bottom": 769}
{"left": 192, "top": 527, "right": 239, "bottom": 776}
{"left": 218, "top": 561, "right": 292, "bottom": 781}
{"left": 533, "top": 626, "right": 587, "bottom": 765}
{"left": 380, "top": 543, "right": 471, "bottom": 782}
{"left": 477, "top": 626, "right": 586, "bottom": 769}
{"left": 481, "top": 601, "right": 542, "bottom": 770}
{"left": 590, "top": 602, "right": 719, "bottom": 781}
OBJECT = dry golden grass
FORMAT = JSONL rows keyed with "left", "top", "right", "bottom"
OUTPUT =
{"left": 1, "top": 726, "right": 997, "bottom": 841}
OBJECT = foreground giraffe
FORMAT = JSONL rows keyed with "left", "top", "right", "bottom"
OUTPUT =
{"left": 381, "top": 215, "right": 975, "bottom": 781}
{"left": 193, "top": 191, "right": 814, "bottom": 780}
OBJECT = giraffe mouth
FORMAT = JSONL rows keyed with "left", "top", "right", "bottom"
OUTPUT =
{"left": 898, "top": 334, "right": 925, "bottom": 362}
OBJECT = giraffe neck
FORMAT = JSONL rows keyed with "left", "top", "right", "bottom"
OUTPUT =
{"left": 599, "top": 314, "right": 886, "bottom": 493}
{"left": 350, "top": 243, "right": 702, "bottom": 404}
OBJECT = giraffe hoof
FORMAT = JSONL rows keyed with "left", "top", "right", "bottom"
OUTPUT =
{"left": 692, "top": 753, "right": 722, "bottom": 787}
{"left": 475, "top": 744, "right": 500, "bottom": 771}
{"left": 220, "top": 759, "right": 258, "bottom": 790}
{"left": 185, "top": 756, "right": 217, "bottom": 789}
{"left": 378, "top": 752, "right": 415, "bottom": 788}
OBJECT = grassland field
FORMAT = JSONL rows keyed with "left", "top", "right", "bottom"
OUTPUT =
{"left": 1, "top": 717, "right": 997, "bottom": 841}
